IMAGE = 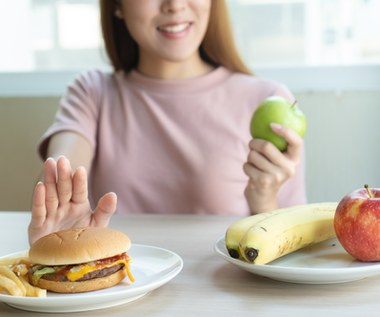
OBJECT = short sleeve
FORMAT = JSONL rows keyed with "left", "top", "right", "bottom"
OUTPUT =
{"left": 38, "top": 70, "right": 104, "bottom": 159}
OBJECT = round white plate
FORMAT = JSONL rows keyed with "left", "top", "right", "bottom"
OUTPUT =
{"left": 214, "top": 236, "right": 380, "bottom": 284}
{"left": 0, "top": 244, "right": 183, "bottom": 312}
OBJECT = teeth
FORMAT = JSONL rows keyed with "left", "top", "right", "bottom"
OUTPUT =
{"left": 158, "top": 23, "right": 190, "bottom": 33}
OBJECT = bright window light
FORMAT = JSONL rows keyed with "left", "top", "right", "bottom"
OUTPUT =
{"left": 32, "top": 4, "right": 54, "bottom": 51}
{"left": 227, "top": 0, "right": 380, "bottom": 67}
{"left": 0, "top": 0, "right": 379, "bottom": 72}
{"left": 58, "top": 3, "right": 100, "bottom": 49}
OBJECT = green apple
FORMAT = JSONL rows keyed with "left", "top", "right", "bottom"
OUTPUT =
{"left": 250, "top": 96, "right": 307, "bottom": 151}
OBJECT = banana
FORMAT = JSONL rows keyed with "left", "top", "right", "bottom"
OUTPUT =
{"left": 225, "top": 212, "right": 275, "bottom": 259}
{"left": 225, "top": 203, "right": 329, "bottom": 259}
{"left": 237, "top": 202, "right": 338, "bottom": 264}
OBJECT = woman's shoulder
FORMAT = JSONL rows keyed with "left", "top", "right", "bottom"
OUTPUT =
{"left": 222, "top": 67, "right": 294, "bottom": 101}
{"left": 225, "top": 68, "right": 286, "bottom": 89}
{"left": 64, "top": 68, "right": 127, "bottom": 103}
{"left": 70, "top": 68, "right": 116, "bottom": 88}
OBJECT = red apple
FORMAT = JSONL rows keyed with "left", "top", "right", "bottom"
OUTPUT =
{"left": 334, "top": 185, "right": 380, "bottom": 262}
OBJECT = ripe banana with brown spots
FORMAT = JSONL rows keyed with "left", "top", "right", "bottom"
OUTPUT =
{"left": 237, "top": 202, "right": 338, "bottom": 264}
{"left": 225, "top": 203, "right": 337, "bottom": 259}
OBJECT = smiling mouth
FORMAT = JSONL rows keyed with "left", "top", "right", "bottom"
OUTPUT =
{"left": 157, "top": 22, "right": 192, "bottom": 33}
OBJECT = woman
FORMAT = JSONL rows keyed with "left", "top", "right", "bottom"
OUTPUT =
{"left": 28, "top": 0, "right": 306, "bottom": 244}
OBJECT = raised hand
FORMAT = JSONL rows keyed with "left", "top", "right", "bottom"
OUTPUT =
{"left": 28, "top": 156, "right": 117, "bottom": 245}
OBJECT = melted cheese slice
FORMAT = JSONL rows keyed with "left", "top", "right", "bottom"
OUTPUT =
{"left": 67, "top": 259, "right": 134, "bottom": 282}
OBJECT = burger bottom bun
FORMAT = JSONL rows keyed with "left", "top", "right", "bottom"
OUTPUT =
{"left": 33, "top": 268, "right": 128, "bottom": 293}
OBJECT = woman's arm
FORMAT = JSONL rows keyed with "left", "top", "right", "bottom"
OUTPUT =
{"left": 45, "top": 131, "right": 94, "bottom": 171}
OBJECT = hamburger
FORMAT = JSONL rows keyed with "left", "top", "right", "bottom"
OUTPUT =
{"left": 28, "top": 227, "right": 134, "bottom": 293}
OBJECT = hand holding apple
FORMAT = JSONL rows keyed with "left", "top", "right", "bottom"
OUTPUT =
{"left": 334, "top": 185, "right": 380, "bottom": 262}
{"left": 250, "top": 96, "right": 307, "bottom": 151}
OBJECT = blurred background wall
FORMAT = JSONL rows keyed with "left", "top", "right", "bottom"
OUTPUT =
{"left": 0, "top": 0, "right": 379, "bottom": 210}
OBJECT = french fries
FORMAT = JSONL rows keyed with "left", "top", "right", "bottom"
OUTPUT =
{"left": 0, "top": 255, "right": 46, "bottom": 297}
{"left": 0, "top": 266, "right": 26, "bottom": 296}
{"left": 19, "top": 275, "right": 47, "bottom": 297}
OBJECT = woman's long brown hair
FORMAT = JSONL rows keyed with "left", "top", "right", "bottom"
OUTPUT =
{"left": 100, "top": 0, "right": 252, "bottom": 75}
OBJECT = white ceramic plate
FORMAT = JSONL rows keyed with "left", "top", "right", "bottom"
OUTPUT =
{"left": 0, "top": 244, "right": 183, "bottom": 313}
{"left": 214, "top": 236, "right": 380, "bottom": 284}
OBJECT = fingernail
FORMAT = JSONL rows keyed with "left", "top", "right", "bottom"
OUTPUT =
{"left": 75, "top": 166, "right": 86, "bottom": 173}
{"left": 270, "top": 123, "right": 283, "bottom": 130}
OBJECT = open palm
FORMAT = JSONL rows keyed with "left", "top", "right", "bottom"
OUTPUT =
{"left": 28, "top": 157, "right": 117, "bottom": 245}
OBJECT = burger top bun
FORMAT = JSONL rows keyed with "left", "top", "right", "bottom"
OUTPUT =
{"left": 29, "top": 227, "right": 131, "bottom": 266}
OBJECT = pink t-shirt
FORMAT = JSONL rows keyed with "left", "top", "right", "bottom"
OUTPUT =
{"left": 38, "top": 67, "right": 306, "bottom": 216}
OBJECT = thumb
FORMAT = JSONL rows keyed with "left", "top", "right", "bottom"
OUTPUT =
{"left": 92, "top": 192, "right": 117, "bottom": 227}
{"left": 270, "top": 123, "right": 303, "bottom": 159}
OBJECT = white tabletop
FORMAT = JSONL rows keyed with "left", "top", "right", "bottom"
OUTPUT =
{"left": 1, "top": 211, "right": 380, "bottom": 316}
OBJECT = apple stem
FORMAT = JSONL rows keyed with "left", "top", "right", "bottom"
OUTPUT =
{"left": 364, "top": 184, "right": 374, "bottom": 198}
{"left": 292, "top": 100, "right": 298, "bottom": 108}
